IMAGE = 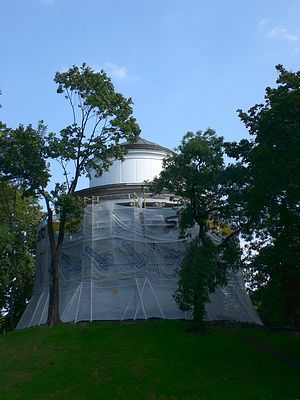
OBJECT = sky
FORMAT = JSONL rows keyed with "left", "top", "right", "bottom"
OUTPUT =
{"left": 1, "top": 0, "right": 300, "bottom": 189}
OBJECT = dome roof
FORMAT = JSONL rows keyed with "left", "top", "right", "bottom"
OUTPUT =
{"left": 121, "top": 137, "right": 171, "bottom": 154}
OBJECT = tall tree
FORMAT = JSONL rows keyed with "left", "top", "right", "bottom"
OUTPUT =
{"left": 226, "top": 65, "right": 300, "bottom": 327}
{"left": 0, "top": 178, "right": 42, "bottom": 332}
{"left": 151, "top": 130, "right": 240, "bottom": 328}
{"left": 0, "top": 64, "right": 140, "bottom": 326}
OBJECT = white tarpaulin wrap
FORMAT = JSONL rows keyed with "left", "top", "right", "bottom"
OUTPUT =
{"left": 17, "top": 200, "right": 261, "bottom": 328}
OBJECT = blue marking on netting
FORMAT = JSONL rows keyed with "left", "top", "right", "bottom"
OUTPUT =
{"left": 121, "top": 241, "right": 145, "bottom": 269}
{"left": 85, "top": 246, "right": 112, "bottom": 271}
{"left": 165, "top": 249, "right": 184, "bottom": 266}
{"left": 61, "top": 253, "right": 81, "bottom": 274}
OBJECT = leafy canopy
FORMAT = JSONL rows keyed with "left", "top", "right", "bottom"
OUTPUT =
{"left": 0, "top": 177, "right": 42, "bottom": 332}
{"left": 226, "top": 65, "right": 300, "bottom": 326}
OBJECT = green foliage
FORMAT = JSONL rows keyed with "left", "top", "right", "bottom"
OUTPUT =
{"left": 52, "top": 64, "right": 140, "bottom": 181}
{"left": 151, "top": 130, "right": 240, "bottom": 324}
{"left": 151, "top": 130, "right": 232, "bottom": 228}
{"left": 53, "top": 194, "right": 83, "bottom": 233}
{"left": 0, "top": 123, "right": 50, "bottom": 195}
{"left": 0, "top": 178, "right": 42, "bottom": 332}
{"left": 226, "top": 65, "right": 300, "bottom": 327}
{"left": 174, "top": 235, "right": 238, "bottom": 322}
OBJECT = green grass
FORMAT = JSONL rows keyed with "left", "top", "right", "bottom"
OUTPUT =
{"left": 237, "top": 327, "right": 300, "bottom": 361}
{"left": 0, "top": 321, "right": 300, "bottom": 400}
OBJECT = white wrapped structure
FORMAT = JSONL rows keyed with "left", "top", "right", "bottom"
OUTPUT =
{"left": 17, "top": 138, "right": 261, "bottom": 328}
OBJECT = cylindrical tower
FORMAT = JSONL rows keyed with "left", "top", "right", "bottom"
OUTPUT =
{"left": 89, "top": 137, "right": 170, "bottom": 188}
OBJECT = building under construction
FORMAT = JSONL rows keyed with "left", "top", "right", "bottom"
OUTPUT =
{"left": 17, "top": 138, "right": 261, "bottom": 328}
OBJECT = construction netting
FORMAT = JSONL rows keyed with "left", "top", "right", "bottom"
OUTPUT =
{"left": 17, "top": 198, "right": 262, "bottom": 329}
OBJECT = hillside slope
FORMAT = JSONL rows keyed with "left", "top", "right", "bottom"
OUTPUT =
{"left": 1, "top": 321, "right": 299, "bottom": 400}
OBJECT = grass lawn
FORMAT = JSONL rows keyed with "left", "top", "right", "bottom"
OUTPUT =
{"left": 0, "top": 320, "right": 299, "bottom": 400}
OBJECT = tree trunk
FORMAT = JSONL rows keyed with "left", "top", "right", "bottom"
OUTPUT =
{"left": 193, "top": 295, "right": 205, "bottom": 327}
{"left": 8, "top": 250, "right": 18, "bottom": 331}
{"left": 46, "top": 206, "right": 68, "bottom": 327}
{"left": 190, "top": 289, "right": 211, "bottom": 334}
{"left": 47, "top": 248, "right": 62, "bottom": 326}
{"left": 8, "top": 284, "right": 15, "bottom": 331}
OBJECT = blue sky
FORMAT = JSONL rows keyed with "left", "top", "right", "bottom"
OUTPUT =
{"left": 1, "top": 0, "right": 300, "bottom": 188}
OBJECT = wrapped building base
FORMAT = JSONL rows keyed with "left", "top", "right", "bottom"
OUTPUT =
{"left": 17, "top": 198, "right": 261, "bottom": 329}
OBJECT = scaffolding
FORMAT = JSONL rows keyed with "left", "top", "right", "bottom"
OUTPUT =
{"left": 17, "top": 197, "right": 261, "bottom": 328}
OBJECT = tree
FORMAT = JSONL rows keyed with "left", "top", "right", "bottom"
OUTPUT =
{"left": 151, "top": 130, "right": 240, "bottom": 328}
{"left": 0, "top": 95, "right": 42, "bottom": 332}
{"left": 0, "top": 178, "right": 42, "bottom": 332}
{"left": 0, "top": 64, "right": 140, "bottom": 326}
{"left": 226, "top": 65, "right": 300, "bottom": 327}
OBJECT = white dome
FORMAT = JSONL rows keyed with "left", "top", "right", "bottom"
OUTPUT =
{"left": 89, "top": 138, "right": 170, "bottom": 188}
